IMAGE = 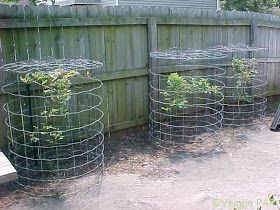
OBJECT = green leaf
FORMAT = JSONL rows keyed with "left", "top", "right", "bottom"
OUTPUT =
{"left": 23, "top": 68, "right": 81, "bottom": 145}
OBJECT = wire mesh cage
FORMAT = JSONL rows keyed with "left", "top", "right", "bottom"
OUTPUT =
{"left": 149, "top": 58, "right": 226, "bottom": 148}
{"left": 209, "top": 45, "right": 268, "bottom": 126}
{"left": 149, "top": 45, "right": 268, "bottom": 148}
{"left": 220, "top": 58, "right": 268, "bottom": 126}
{"left": 1, "top": 58, "right": 104, "bottom": 196}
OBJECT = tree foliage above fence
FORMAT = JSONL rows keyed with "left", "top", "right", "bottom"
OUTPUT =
{"left": 222, "top": 0, "right": 279, "bottom": 13}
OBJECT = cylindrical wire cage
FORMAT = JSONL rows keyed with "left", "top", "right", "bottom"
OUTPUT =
{"left": 220, "top": 60, "right": 267, "bottom": 126}
{"left": 149, "top": 64, "right": 226, "bottom": 149}
{"left": 212, "top": 46, "right": 268, "bottom": 126}
{"left": 149, "top": 45, "right": 268, "bottom": 149}
{"left": 1, "top": 58, "right": 104, "bottom": 196}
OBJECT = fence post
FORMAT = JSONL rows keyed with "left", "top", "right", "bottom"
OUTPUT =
{"left": 147, "top": 18, "right": 158, "bottom": 127}
{"left": 148, "top": 18, "right": 158, "bottom": 68}
{"left": 249, "top": 20, "right": 258, "bottom": 58}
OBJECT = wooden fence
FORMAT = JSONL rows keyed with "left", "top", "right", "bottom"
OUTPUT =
{"left": 0, "top": 5, "right": 280, "bottom": 148}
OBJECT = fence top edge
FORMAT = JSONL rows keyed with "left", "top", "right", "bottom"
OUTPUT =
{"left": 0, "top": 5, "right": 279, "bottom": 24}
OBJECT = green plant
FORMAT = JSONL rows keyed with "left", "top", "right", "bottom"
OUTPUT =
{"left": 162, "top": 73, "right": 189, "bottom": 112}
{"left": 232, "top": 58, "right": 258, "bottom": 104}
{"left": 21, "top": 68, "right": 79, "bottom": 144}
{"left": 162, "top": 73, "right": 220, "bottom": 112}
{"left": 255, "top": 194, "right": 280, "bottom": 210}
{"left": 267, "top": 194, "right": 280, "bottom": 209}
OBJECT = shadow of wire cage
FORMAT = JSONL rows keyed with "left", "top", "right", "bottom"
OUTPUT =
{"left": 1, "top": 59, "right": 104, "bottom": 196}
{"left": 149, "top": 65, "right": 226, "bottom": 148}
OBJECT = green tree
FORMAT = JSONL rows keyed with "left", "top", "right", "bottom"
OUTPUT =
{"left": 222, "top": 0, "right": 278, "bottom": 13}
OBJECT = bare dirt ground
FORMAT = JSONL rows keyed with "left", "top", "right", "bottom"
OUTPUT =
{"left": 1, "top": 99, "right": 280, "bottom": 210}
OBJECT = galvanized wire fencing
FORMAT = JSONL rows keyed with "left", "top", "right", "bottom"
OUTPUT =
{"left": 1, "top": 58, "right": 104, "bottom": 196}
{"left": 149, "top": 45, "right": 268, "bottom": 149}
{"left": 149, "top": 48, "right": 227, "bottom": 149}
{"left": 217, "top": 46, "right": 268, "bottom": 126}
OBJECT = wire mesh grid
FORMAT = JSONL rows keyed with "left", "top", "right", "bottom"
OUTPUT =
{"left": 149, "top": 65, "right": 226, "bottom": 149}
{"left": 219, "top": 61, "right": 268, "bottom": 126}
{"left": 150, "top": 44, "right": 265, "bottom": 61}
{"left": 1, "top": 58, "right": 104, "bottom": 196}
{"left": 150, "top": 47, "right": 228, "bottom": 61}
{"left": 149, "top": 45, "right": 268, "bottom": 148}
{"left": 211, "top": 45, "right": 268, "bottom": 126}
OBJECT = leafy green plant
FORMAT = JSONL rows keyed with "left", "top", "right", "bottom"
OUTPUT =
{"left": 162, "top": 73, "right": 189, "bottom": 112}
{"left": 267, "top": 194, "right": 280, "bottom": 209}
{"left": 232, "top": 58, "right": 258, "bottom": 104}
{"left": 21, "top": 68, "right": 79, "bottom": 144}
{"left": 162, "top": 73, "right": 220, "bottom": 112}
{"left": 255, "top": 194, "right": 280, "bottom": 210}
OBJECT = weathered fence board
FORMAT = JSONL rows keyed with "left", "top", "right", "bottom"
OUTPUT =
{"left": 0, "top": 6, "right": 280, "bottom": 149}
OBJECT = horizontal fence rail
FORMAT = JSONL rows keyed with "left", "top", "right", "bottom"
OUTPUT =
{"left": 0, "top": 5, "right": 280, "bottom": 148}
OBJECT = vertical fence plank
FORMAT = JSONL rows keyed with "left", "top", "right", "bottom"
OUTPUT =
{"left": 148, "top": 18, "right": 158, "bottom": 68}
